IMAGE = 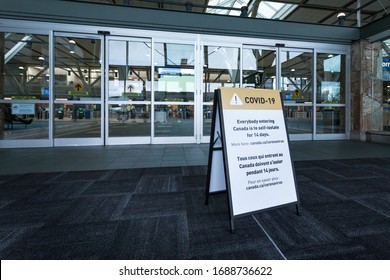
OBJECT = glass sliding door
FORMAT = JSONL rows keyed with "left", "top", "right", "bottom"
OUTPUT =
{"left": 107, "top": 37, "right": 152, "bottom": 144}
{"left": 53, "top": 33, "right": 103, "bottom": 146}
{"left": 153, "top": 42, "right": 196, "bottom": 144}
{"left": 243, "top": 46, "right": 277, "bottom": 89}
{"left": 201, "top": 45, "right": 240, "bottom": 141}
{"left": 280, "top": 48, "right": 313, "bottom": 140}
{"left": 316, "top": 52, "right": 346, "bottom": 139}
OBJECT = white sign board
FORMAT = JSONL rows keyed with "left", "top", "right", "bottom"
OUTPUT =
{"left": 219, "top": 87, "right": 298, "bottom": 217}
{"left": 12, "top": 104, "right": 35, "bottom": 115}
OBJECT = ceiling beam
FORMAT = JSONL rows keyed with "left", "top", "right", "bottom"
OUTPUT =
{"left": 4, "top": 35, "right": 32, "bottom": 64}
{"left": 0, "top": 0, "right": 360, "bottom": 44}
{"left": 361, "top": 13, "right": 390, "bottom": 41}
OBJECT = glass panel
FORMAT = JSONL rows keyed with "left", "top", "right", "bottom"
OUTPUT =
{"left": 109, "top": 104, "right": 150, "bottom": 137}
{"left": 316, "top": 106, "right": 345, "bottom": 134}
{"left": 281, "top": 50, "right": 313, "bottom": 104}
{"left": 1, "top": 103, "right": 49, "bottom": 139}
{"left": 154, "top": 43, "right": 195, "bottom": 102}
{"left": 154, "top": 105, "right": 194, "bottom": 137}
{"left": 1, "top": 33, "right": 49, "bottom": 140}
{"left": 54, "top": 103, "right": 101, "bottom": 138}
{"left": 54, "top": 37, "right": 101, "bottom": 100}
{"left": 284, "top": 105, "right": 312, "bottom": 134}
{"left": 384, "top": 99, "right": 390, "bottom": 131}
{"left": 243, "top": 47, "right": 276, "bottom": 89}
{"left": 1, "top": 33, "right": 49, "bottom": 100}
{"left": 317, "top": 53, "right": 346, "bottom": 104}
{"left": 203, "top": 104, "right": 213, "bottom": 136}
{"left": 108, "top": 40, "right": 151, "bottom": 101}
{"left": 316, "top": 53, "right": 346, "bottom": 135}
{"left": 384, "top": 41, "right": 390, "bottom": 131}
{"left": 203, "top": 45, "right": 240, "bottom": 102}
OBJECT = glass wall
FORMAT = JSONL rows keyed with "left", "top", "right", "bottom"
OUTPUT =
{"left": 0, "top": 25, "right": 350, "bottom": 148}
{"left": 154, "top": 42, "right": 195, "bottom": 140}
{"left": 202, "top": 45, "right": 240, "bottom": 137}
{"left": 316, "top": 53, "right": 346, "bottom": 135}
{"left": 0, "top": 33, "right": 49, "bottom": 140}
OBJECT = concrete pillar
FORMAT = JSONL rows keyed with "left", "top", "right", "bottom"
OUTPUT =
{"left": 350, "top": 40, "right": 383, "bottom": 141}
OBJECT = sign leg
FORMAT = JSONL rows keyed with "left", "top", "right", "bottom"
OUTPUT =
{"left": 230, "top": 219, "right": 235, "bottom": 234}
{"left": 296, "top": 204, "right": 302, "bottom": 216}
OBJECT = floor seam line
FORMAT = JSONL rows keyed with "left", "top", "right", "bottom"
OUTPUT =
{"left": 252, "top": 214, "right": 288, "bottom": 260}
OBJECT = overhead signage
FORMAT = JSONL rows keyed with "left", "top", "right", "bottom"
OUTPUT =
{"left": 11, "top": 96, "right": 36, "bottom": 100}
{"left": 206, "top": 87, "right": 300, "bottom": 232}
{"left": 74, "top": 83, "right": 83, "bottom": 92}
{"left": 383, "top": 57, "right": 390, "bottom": 71}
{"left": 67, "top": 91, "right": 89, "bottom": 96}
{"left": 68, "top": 83, "right": 89, "bottom": 96}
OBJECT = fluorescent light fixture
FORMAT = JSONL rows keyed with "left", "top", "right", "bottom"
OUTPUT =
{"left": 337, "top": 12, "right": 346, "bottom": 18}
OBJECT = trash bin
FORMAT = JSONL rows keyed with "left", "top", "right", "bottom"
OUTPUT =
{"left": 84, "top": 109, "right": 91, "bottom": 119}
{"left": 77, "top": 108, "right": 84, "bottom": 119}
{"left": 58, "top": 108, "right": 64, "bottom": 119}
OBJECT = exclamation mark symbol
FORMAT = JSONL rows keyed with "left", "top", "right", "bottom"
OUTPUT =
{"left": 230, "top": 93, "right": 243, "bottom": 105}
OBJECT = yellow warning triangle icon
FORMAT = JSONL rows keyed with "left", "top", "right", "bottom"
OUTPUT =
{"left": 230, "top": 93, "right": 243, "bottom": 105}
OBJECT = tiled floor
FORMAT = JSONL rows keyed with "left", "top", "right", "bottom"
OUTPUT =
{"left": 1, "top": 140, "right": 390, "bottom": 175}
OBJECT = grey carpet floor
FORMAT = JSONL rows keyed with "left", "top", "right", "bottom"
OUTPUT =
{"left": 0, "top": 158, "right": 389, "bottom": 260}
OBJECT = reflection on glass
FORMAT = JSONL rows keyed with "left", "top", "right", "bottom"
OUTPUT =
{"left": 54, "top": 37, "right": 101, "bottom": 100}
{"left": 384, "top": 78, "right": 390, "bottom": 131}
{"left": 203, "top": 45, "right": 240, "bottom": 102}
{"left": 1, "top": 103, "right": 49, "bottom": 140}
{"left": 384, "top": 101, "right": 390, "bottom": 131}
{"left": 243, "top": 48, "right": 276, "bottom": 89}
{"left": 203, "top": 105, "right": 214, "bottom": 136}
{"left": 1, "top": 33, "right": 49, "bottom": 99}
{"left": 54, "top": 103, "right": 101, "bottom": 138}
{"left": 281, "top": 50, "right": 313, "bottom": 103}
{"left": 316, "top": 53, "right": 345, "bottom": 135}
{"left": 316, "top": 107, "right": 345, "bottom": 134}
{"left": 108, "top": 40, "right": 151, "bottom": 101}
{"left": 1, "top": 33, "right": 50, "bottom": 140}
{"left": 109, "top": 104, "right": 150, "bottom": 137}
{"left": 317, "top": 53, "right": 345, "bottom": 104}
{"left": 284, "top": 106, "right": 312, "bottom": 134}
{"left": 154, "top": 43, "right": 195, "bottom": 102}
{"left": 154, "top": 105, "right": 194, "bottom": 137}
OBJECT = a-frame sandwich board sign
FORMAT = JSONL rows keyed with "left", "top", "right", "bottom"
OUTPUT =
{"left": 206, "top": 87, "right": 300, "bottom": 233}
{"left": 205, "top": 90, "right": 227, "bottom": 202}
